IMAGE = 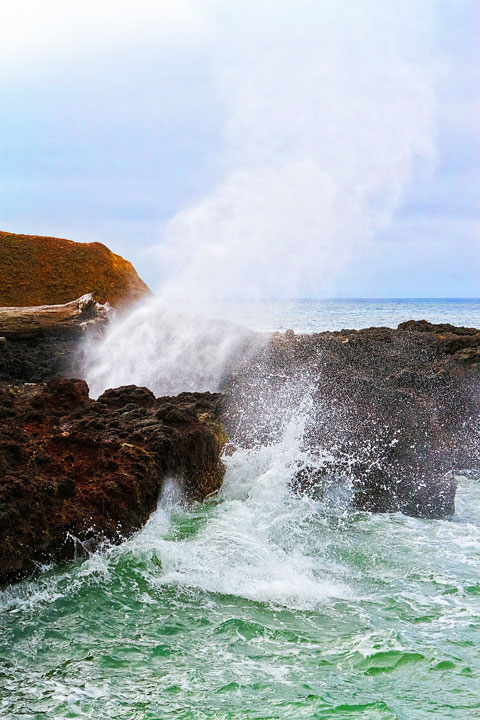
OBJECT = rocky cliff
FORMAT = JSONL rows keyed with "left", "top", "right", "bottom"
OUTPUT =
{"left": 0, "top": 231, "right": 151, "bottom": 308}
{"left": 2, "top": 307, "right": 480, "bottom": 586}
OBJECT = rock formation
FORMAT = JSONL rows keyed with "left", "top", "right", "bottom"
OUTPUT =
{"left": 222, "top": 321, "right": 480, "bottom": 519}
{"left": 0, "top": 231, "right": 151, "bottom": 308}
{"left": 0, "top": 294, "right": 110, "bottom": 383}
{"left": 0, "top": 293, "right": 110, "bottom": 338}
{"left": 0, "top": 378, "right": 226, "bottom": 584}
{"left": 2, "top": 299, "right": 480, "bottom": 586}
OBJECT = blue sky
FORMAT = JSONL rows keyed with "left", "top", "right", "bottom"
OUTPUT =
{"left": 0, "top": 0, "right": 478, "bottom": 298}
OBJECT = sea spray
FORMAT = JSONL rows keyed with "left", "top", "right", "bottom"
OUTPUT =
{"left": 84, "top": 298, "right": 265, "bottom": 398}
{"left": 85, "top": 0, "right": 437, "bottom": 398}
{"left": 150, "top": 0, "right": 436, "bottom": 302}
{"left": 137, "top": 407, "right": 351, "bottom": 609}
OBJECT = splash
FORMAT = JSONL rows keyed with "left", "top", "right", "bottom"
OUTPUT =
{"left": 126, "top": 399, "right": 351, "bottom": 609}
{"left": 84, "top": 299, "right": 263, "bottom": 398}
{"left": 85, "top": 0, "right": 436, "bottom": 397}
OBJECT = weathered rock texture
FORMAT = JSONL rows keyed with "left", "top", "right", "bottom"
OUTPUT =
{"left": 0, "top": 231, "right": 151, "bottom": 308}
{"left": 0, "top": 294, "right": 110, "bottom": 383}
{"left": 0, "top": 293, "right": 110, "bottom": 339}
{"left": 0, "top": 333, "right": 83, "bottom": 384}
{"left": 0, "top": 379, "right": 226, "bottom": 584}
{"left": 222, "top": 321, "right": 480, "bottom": 519}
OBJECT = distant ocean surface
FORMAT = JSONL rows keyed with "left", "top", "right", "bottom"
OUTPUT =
{"left": 215, "top": 298, "right": 480, "bottom": 334}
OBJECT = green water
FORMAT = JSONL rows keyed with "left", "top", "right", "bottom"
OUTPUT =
{"left": 1, "top": 447, "right": 480, "bottom": 719}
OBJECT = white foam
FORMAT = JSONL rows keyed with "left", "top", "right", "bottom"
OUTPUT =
{"left": 124, "top": 409, "right": 350, "bottom": 609}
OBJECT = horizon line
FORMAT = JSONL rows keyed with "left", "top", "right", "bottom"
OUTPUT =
{"left": 236, "top": 297, "right": 480, "bottom": 302}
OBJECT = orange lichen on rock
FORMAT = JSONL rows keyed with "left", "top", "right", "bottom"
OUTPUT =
{"left": 0, "top": 231, "right": 152, "bottom": 308}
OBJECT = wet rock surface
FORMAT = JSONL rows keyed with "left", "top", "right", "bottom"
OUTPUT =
{"left": 0, "top": 332, "right": 83, "bottom": 383}
{"left": 2, "top": 315, "right": 480, "bottom": 585}
{"left": 222, "top": 321, "right": 480, "bottom": 519}
{"left": 0, "top": 378, "right": 225, "bottom": 584}
{"left": 0, "top": 294, "right": 110, "bottom": 383}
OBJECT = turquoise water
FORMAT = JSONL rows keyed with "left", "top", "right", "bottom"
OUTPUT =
{"left": 2, "top": 300, "right": 480, "bottom": 719}
{"left": 2, "top": 469, "right": 480, "bottom": 719}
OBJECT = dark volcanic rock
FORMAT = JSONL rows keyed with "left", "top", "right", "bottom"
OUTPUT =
{"left": 222, "top": 322, "right": 480, "bottom": 519}
{"left": 0, "top": 294, "right": 110, "bottom": 383}
{"left": 0, "top": 333, "right": 85, "bottom": 383}
{"left": 0, "top": 379, "right": 226, "bottom": 584}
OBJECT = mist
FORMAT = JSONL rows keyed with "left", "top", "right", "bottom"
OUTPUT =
{"left": 152, "top": 0, "right": 437, "bottom": 303}
{"left": 85, "top": 0, "right": 438, "bottom": 396}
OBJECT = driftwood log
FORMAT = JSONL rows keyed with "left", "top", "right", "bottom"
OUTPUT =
{"left": 0, "top": 294, "right": 111, "bottom": 339}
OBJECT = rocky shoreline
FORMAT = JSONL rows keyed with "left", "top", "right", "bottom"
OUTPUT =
{"left": 222, "top": 321, "right": 480, "bottom": 518}
{"left": 0, "top": 378, "right": 225, "bottom": 584}
{"left": 1, "top": 297, "right": 480, "bottom": 584}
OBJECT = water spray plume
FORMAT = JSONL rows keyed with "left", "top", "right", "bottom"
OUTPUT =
{"left": 86, "top": 0, "right": 437, "bottom": 397}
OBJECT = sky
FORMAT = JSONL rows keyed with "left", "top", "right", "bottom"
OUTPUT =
{"left": 0, "top": 0, "right": 479, "bottom": 299}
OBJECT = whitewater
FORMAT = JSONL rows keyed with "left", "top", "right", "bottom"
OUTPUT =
{"left": 1, "top": 300, "right": 480, "bottom": 720}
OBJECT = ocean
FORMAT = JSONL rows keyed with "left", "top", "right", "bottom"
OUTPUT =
{"left": 213, "top": 298, "right": 480, "bottom": 334}
{"left": 1, "top": 299, "right": 480, "bottom": 720}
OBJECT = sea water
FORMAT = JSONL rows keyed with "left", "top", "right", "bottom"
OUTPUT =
{"left": 1, "top": 299, "right": 480, "bottom": 719}
{"left": 211, "top": 298, "right": 480, "bottom": 334}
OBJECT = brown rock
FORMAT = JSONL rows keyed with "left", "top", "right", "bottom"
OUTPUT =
{"left": 0, "top": 379, "right": 226, "bottom": 584}
{"left": 0, "top": 230, "right": 151, "bottom": 308}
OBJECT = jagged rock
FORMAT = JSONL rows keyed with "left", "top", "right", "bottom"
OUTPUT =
{"left": 0, "top": 230, "right": 151, "bottom": 308}
{"left": 222, "top": 322, "right": 480, "bottom": 519}
{"left": 0, "top": 379, "right": 226, "bottom": 584}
